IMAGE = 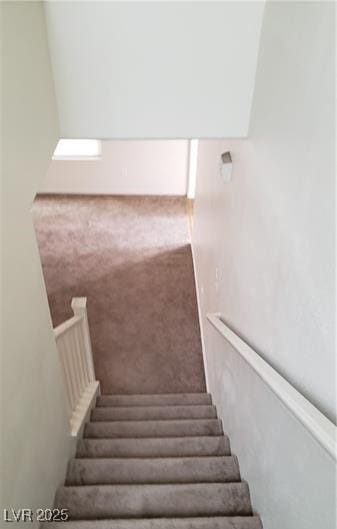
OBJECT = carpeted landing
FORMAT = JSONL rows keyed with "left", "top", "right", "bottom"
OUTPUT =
{"left": 32, "top": 195, "right": 205, "bottom": 394}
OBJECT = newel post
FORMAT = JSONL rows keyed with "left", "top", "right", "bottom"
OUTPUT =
{"left": 71, "top": 297, "right": 96, "bottom": 382}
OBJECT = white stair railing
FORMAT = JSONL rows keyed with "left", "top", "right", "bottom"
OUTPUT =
{"left": 54, "top": 297, "right": 100, "bottom": 436}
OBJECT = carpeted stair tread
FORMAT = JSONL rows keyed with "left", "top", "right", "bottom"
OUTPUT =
{"left": 85, "top": 419, "right": 223, "bottom": 439}
{"left": 97, "top": 394, "right": 212, "bottom": 408}
{"left": 91, "top": 404, "right": 217, "bottom": 422}
{"left": 51, "top": 393, "right": 261, "bottom": 527}
{"left": 77, "top": 435, "right": 231, "bottom": 458}
{"left": 66, "top": 456, "right": 240, "bottom": 485}
{"left": 55, "top": 482, "right": 252, "bottom": 519}
{"left": 41, "top": 516, "right": 263, "bottom": 529}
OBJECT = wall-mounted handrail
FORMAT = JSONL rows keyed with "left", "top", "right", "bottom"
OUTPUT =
{"left": 54, "top": 297, "right": 100, "bottom": 436}
{"left": 207, "top": 312, "right": 337, "bottom": 461}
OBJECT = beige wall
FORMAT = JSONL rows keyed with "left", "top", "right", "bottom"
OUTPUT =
{"left": 192, "top": 2, "right": 335, "bottom": 528}
{"left": 0, "top": 3, "right": 74, "bottom": 525}
{"left": 193, "top": 0, "right": 335, "bottom": 427}
{"left": 40, "top": 140, "right": 189, "bottom": 195}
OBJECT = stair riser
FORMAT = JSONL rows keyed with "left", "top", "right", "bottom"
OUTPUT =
{"left": 77, "top": 436, "right": 231, "bottom": 458}
{"left": 85, "top": 419, "right": 223, "bottom": 439}
{"left": 66, "top": 456, "right": 240, "bottom": 485}
{"left": 41, "top": 517, "right": 263, "bottom": 529}
{"left": 52, "top": 394, "right": 260, "bottom": 528}
{"left": 91, "top": 405, "right": 217, "bottom": 422}
{"left": 97, "top": 394, "right": 212, "bottom": 408}
{"left": 55, "top": 483, "right": 252, "bottom": 519}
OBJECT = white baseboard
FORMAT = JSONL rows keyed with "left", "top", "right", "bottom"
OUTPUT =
{"left": 190, "top": 237, "right": 209, "bottom": 392}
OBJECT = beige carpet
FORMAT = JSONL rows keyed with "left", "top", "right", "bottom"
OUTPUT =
{"left": 32, "top": 195, "right": 205, "bottom": 394}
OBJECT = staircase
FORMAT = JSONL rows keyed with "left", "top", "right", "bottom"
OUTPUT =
{"left": 47, "top": 393, "right": 262, "bottom": 528}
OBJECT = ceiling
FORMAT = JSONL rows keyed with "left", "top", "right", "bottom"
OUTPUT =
{"left": 44, "top": 1, "right": 265, "bottom": 139}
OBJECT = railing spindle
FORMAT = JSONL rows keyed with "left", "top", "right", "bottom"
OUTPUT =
{"left": 70, "top": 326, "right": 84, "bottom": 395}
{"left": 73, "top": 323, "right": 86, "bottom": 392}
{"left": 58, "top": 336, "right": 75, "bottom": 411}
{"left": 64, "top": 330, "right": 79, "bottom": 405}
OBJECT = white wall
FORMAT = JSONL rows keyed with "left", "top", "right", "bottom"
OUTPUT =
{"left": 205, "top": 329, "right": 336, "bottom": 529}
{"left": 192, "top": 2, "right": 335, "bottom": 528}
{"left": 0, "top": 3, "right": 75, "bottom": 525}
{"left": 44, "top": 1, "right": 264, "bottom": 139}
{"left": 40, "top": 140, "right": 189, "bottom": 195}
